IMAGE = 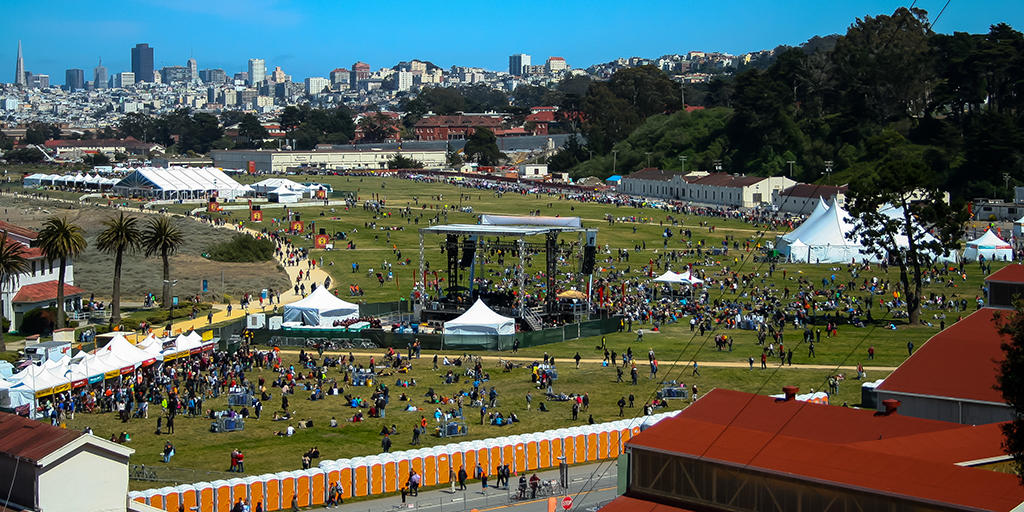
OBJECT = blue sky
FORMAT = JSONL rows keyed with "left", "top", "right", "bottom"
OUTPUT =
{"left": 3, "top": 0, "right": 1022, "bottom": 84}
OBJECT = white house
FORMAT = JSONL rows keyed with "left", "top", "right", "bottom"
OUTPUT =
{"left": 619, "top": 169, "right": 795, "bottom": 208}
{"left": 518, "top": 164, "right": 549, "bottom": 180}
{"left": 1, "top": 221, "right": 83, "bottom": 333}
{"left": 0, "top": 412, "right": 134, "bottom": 512}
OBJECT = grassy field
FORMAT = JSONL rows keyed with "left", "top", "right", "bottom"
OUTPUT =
{"left": 24, "top": 173, "right": 1000, "bottom": 489}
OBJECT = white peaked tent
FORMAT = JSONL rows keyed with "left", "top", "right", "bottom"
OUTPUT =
{"left": 653, "top": 270, "right": 703, "bottom": 286}
{"left": 1015, "top": 215, "right": 1024, "bottom": 240}
{"left": 443, "top": 299, "right": 516, "bottom": 336}
{"left": 653, "top": 271, "right": 682, "bottom": 283}
{"left": 963, "top": 229, "right": 1014, "bottom": 262}
{"left": 777, "top": 198, "right": 870, "bottom": 263}
{"left": 268, "top": 186, "right": 301, "bottom": 203}
{"left": 283, "top": 286, "right": 359, "bottom": 326}
{"left": 779, "top": 197, "right": 831, "bottom": 245}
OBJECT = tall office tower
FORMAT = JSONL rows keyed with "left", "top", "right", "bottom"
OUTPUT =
{"left": 199, "top": 68, "right": 227, "bottom": 84}
{"left": 509, "top": 54, "right": 531, "bottom": 76}
{"left": 14, "top": 41, "right": 25, "bottom": 86}
{"left": 131, "top": 43, "right": 155, "bottom": 82}
{"left": 65, "top": 69, "right": 85, "bottom": 91}
{"left": 187, "top": 58, "right": 198, "bottom": 83}
{"left": 247, "top": 58, "right": 265, "bottom": 86}
{"left": 93, "top": 59, "right": 108, "bottom": 89}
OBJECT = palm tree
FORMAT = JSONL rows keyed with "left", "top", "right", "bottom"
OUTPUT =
{"left": 96, "top": 212, "right": 142, "bottom": 326}
{"left": 142, "top": 216, "right": 184, "bottom": 307}
{"left": 36, "top": 216, "right": 87, "bottom": 330}
{"left": 0, "top": 231, "right": 30, "bottom": 351}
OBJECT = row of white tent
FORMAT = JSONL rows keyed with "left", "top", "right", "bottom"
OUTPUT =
{"left": 0, "top": 332, "right": 214, "bottom": 417}
{"left": 23, "top": 173, "right": 121, "bottom": 188}
{"left": 130, "top": 411, "right": 680, "bottom": 510}
{"left": 775, "top": 198, "right": 959, "bottom": 264}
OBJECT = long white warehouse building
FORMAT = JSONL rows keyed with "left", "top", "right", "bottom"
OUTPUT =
{"left": 211, "top": 149, "right": 447, "bottom": 173}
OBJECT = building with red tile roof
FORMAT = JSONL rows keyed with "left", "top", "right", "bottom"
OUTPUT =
{"left": 0, "top": 412, "right": 134, "bottom": 511}
{"left": 619, "top": 170, "right": 795, "bottom": 207}
{"left": 986, "top": 264, "right": 1024, "bottom": 309}
{"left": 874, "top": 308, "right": 1012, "bottom": 424}
{"left": 616, "top": 387, "right": 1022, "bottom": 511}
{"left": 1, "top": 221, "right": 82, "bottom": 333}
{"left": 773, "top": 183, "right": 849, "bottom": 214}
{"left": 413, "top": 114, "right": 504, "bottom": 141}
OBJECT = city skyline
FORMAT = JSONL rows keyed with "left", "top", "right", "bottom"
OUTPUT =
{"left": 3, "top": 0, "right": 1023, "bottom": 85}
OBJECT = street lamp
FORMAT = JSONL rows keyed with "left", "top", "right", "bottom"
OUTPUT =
{"left": 645, "top": 152, "right": 652, "bottom": 169}
{"left": 1004, "top": 173, "right": 1012, "bottom": 191}
{"left": 679, "top": 156, "right": 687, "bottom": 174}
{"left": 824, "top": 161, "right": 834, "bottom": 183}
{"left": 787, "top": 160, "right": 795, "bottom": 177}
{"left": 163, "top": 279, "right": 178, "bottom": 328}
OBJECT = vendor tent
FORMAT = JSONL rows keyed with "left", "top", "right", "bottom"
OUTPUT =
{"left": 251, "top": 178, "right": 307, "bottom": 195}
{"left": 1014, "top": 215, "right": 1024, "bottom": 241}
{"left": 963, "top": 229, "right": 1013, "bottom": 262}
{"left": 283, "top": 287, "right": 359, "bottom": 327}
{"left": 443, "top": 299, "right": 515, "bottom": 336}
{"left": 268, "top": 186, "right": 301, "bottom": 203}
{"left": 652, "top": 270, "right": 703, "bottom": 286}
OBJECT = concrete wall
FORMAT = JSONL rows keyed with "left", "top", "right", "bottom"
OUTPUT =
{"left": 38, "top": 444, "right": 130, "bottom": 512}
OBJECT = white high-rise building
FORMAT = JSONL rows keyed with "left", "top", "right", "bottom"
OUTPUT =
{"left": 247, "top": 58, "right": 265, "bottom": 86}
{"left": 114, "top": 71, "right": 135, "bottom": 88}
{"left": 304, "top": 76, "right": 329, "bottom": 95}
{"left": 395, "top": 71, "right": 413, "bottom": 92}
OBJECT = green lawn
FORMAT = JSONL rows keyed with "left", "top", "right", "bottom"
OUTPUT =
{"left": 32, "top": 173, "right": 998, "bottom": 488}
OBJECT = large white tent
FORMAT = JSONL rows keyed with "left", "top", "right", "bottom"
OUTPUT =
{"left": 251, "top": 178, "right": 307, "bottom": 195}
{"left": 443, "top": 299, "right": 516, "bottom": 336}
{"left": 776, "top": 198, "right": 869, "bottom": 263}
{"left": 652, "top": 270, "right": 703, "bottom": 286}
{"left": 268, "top": 186, "right": 301, "bottom": 203}
{"left": 113, "top": 166, "right": 252, "bottom": 200}
{"left": 283, "top": 286, "right": 359, "bottom": 327}
{"left": 963, "top": 229, "right": 1013, "bottom": 262}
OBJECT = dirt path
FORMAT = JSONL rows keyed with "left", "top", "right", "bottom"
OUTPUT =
{"left": 274, "top": 349, "right": 897, "bottom": 373}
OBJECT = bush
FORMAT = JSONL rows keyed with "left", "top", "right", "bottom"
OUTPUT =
{"left": 206, "top": 234, "right": 275, "bottom": 263}
{"left": 20, "top": 307, "right": 56, "bottom": 336}
{"left": 144, "top": 302, "right": 213, "bottom": 325}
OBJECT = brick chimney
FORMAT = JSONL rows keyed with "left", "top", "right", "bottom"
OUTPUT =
{"left": 782, "top": 386, "right": 799, "bottom": 401}
{"left": 882, "top": 399, "right": 901, "bottom": 415}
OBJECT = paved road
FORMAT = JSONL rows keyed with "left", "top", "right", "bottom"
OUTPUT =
{"left": 307, "top": 461, "right": 620, "bottom": 512}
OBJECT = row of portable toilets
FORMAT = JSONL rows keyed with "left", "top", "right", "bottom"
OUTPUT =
{"left": 130, "top": 411, "right": 679, "bottom": 512}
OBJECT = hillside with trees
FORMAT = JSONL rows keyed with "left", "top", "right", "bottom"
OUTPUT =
{"left": 554, "top": 7, "right": 1024, "bottom": 201}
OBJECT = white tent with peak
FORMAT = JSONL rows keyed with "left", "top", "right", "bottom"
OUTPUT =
{"left": 443, "top": 299, "right": 516, "bottom": 336}
{"left": 776, "top": 198, "right": 870, "bottom": 263}
{"left": 283, "top": 286, "right": 359, "bottom": 327}
{"left": 963, "top": 229, "right": 1013, "bottom": 262}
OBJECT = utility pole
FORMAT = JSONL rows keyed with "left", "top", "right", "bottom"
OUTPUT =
{"left": 787, "top": 160, "right": 795, "bottom": 177}
{"left": 612, "top": 150, "right": 618, "bottom": 174}
{"left": 679, "top": 155, "right": 687, "bottom": 174}
{"left": 824, "top": 161, "right": 834, "bottom": 184}
{"left": 645, "top": 152, "right": 652, "bottom": 169}
{"left": 1004, "top": 172, "right": 1012, "bottom": 191}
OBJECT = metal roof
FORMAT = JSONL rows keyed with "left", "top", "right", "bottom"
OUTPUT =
{"left": 0, "top": 412, "right": 82, "bottom": 464}
{"left": 420, "top": 224, "right": 557, "bottom": 237}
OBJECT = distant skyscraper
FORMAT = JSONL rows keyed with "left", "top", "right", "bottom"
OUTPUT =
{"left": 131, "top": 43, "right": 155, "bottom": 82}
{"left": 14, "top": 40, "right": 25, "bottom": 87}
{"left": 247, "top": 58, "right": 265, "bottom": 86}
{"left": 160, "top": 66, "right": 189, "bottom": 84}
{"left": 93, "top": 59, "right": 108, "bottom": 90}
{"left": 65, "top": 68, "right": 84, "bottom": 90}
{"left": 27, "top": 73, "right": 48, "bottom": 89}
{"left": 509, "top": 54, "right": 531, "bottom": 76}
{"left": 350, "top": 61, "right": 370, "bottom": 86}
{"left": 187, "top": 58, "right": 198, "bottom": 83}
{"left": 199, "top": 68, "right": 227, "bottom": 84}
{"left": 115, "top": 71, "right": 135, "bottom": 88}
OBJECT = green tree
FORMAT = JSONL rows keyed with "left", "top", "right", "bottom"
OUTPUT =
{"left": 581, "top": 82, "right": 640, "bottom": 154}
{"left": 847, "top": 148, "right": 966, "bottom": 325}
{"left": 142, "top": 216, "right": 184, "bottom": 306}
{"left": 997, "top": 304, "right": 1024, "bottom": 484}
{"left": 25, "top": 122, "right": 60, "bottom": 145}
{"left": 358, "top": 113, "right": 400, "bottom": 143}
{"left": 237, "top": 113, "right": 269, "bottom": 149}
{"left": 95, "top": 212, "right": 142, "bottom": 325}
{"left": 118, "top": 113, "right": 155, "bottom": 141}
{"left": 3, "top": 148, "right": 44, "bottom": 163}
{"left": 463, "top": 127, "right": 503, "bottom": 166}
{"left": 83, "top": 153, "right": 111, "bottom": 166}
{"left": 388, "top": 154, "right": 424, "bottom": 169}
{"left": 36, "top": 217, "right": 87, "bottom": 329}
{"left": 0, "top": 231, "right": 29, "bottom": 350}
{"left": 547, "top": 134, "right": 589, "bottom": 172}
{"left": 0, "top": 131, "right": 11, "bottom": 150}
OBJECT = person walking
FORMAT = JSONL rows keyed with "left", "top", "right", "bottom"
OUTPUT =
{"left": 458, "top": 466, "right": 468, "bottom": 491}
{"left": 450, "top": 468, "right": 457, "bottom": 493}
{"left": 617, "top": 396, "right": 626, "bottom": 416}
{"left": 381, "top": 433, "right": 392, "bottom": 453}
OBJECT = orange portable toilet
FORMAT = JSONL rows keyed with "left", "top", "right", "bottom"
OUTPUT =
{"left": 584, "top": 429, "right": 598, "bottom": 461}
{"left": 474, "top": 444, "right": 489, "bottom": 475}
{"left": 608, "top": 429, "right": 621, "bottom": 458}
{"left": 145, "top": 488, "right": 166, "bottom": 510}
{"left": 560, "top": 431, "right": 575, "bottom": 465}
{"left": 369, "top": 457, "right": 385, "bottom": 495}
{"left": 321, "top": 461, "right": 340, "bottom": 491}
{"left": 195, "top": 482, "right": 214, "bottom": 512}
{"left": 381, "top": 455, "right": 399, "bottom": 493}
{"left": 129, "top": 492, "right": 145, "bottom": 505}
{"left": 309, "top": 468, "right": 326, "bottom": 506}
{"left": 513, "top": 440, "right": 526, "bottom": 473}
{"left": 291, "top": 470, "right": 310, "bottom": 507}
{"left": 178, "top": 484, "right": 198, "bottom": 512}
{"left": 550, "top": 432, "right": 564, "bottom": 465}
{"left": 422, "top": 449, "right": 438, "bottom": 486}
{"left": 397, "top": 456, "right": 410, "bottom": 486}
{"left": 163, "top": 487, "right": 181, "bottom": 512}
{"left": 211, "top": 480, "right": 231, "bottom": 512}
{"left": 410, "top": 451, "right": 424, "bottom": 482}
{"left": 537, "top": 435, "right": 552, "bottom": 469}
{"left": 351, "top": 458, "right": 370, "bottom": 498}
{"left": 435, "top": 450, "right": 451, "bottom": 485}
{"left": 263, "top": 473, "right": 281, "bottom": 512}
{"left": 499, "top": 438, "right": 514, "bottom": 470}
{"left": 229, "top": 478, "right": 248, "bottom": 508}
{"left": 244, "top": 476, "right": 265, "bottom": 512}
{"left": 488, "top": 444, "right": 502, "bottom": 475}
{"left": 574, "top": 432, "right": 588, "bottom": 463}
{"left": 524, "top": 436, "right": 539, "bottom": 470}
{"left": 338, "top": 464, "right": 354, "bottom": 500}
{"left": 598, "top": 430, "right": 610, "bottom": 459}
{"left": 278, "top": 471, "right": 297, "bottom": 508}
{"left": 461, "top": 444, "right": 477, "bottom": 476}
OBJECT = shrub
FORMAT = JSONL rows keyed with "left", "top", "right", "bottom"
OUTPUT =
{"left": 20, "top": 307, "right": 56, "bottom": 336}
{"left": 206, "top": 234, "right": 275, "bottom": 263}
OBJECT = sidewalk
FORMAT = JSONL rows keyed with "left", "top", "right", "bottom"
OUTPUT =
{"left": 307, "top": 460, "right": 620, "bottom": 512}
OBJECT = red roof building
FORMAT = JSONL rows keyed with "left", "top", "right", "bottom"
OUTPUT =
{"left": 2, "top": 221, "right": 84, "bottom": 334}
{"left": 413, "top": 114, "right": 503, "bottom": 141}
{"left": 986, "top": 264, "right": 1024, "bottom": 309}
{"left": 12, "top": 281, "right": 87, "bottom": 304}
{"left": 618, "top": 387, "right": 1023, "bottom": 512}
{"left": 874, "top": 308, "right": 1012, "bottom": 424}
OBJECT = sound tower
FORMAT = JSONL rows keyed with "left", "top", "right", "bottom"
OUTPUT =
{"left": 582, "top": 245, "right": 596, "bottom": 274}
{"left": 460, "top": 239, "right": 476, "bottom": 268}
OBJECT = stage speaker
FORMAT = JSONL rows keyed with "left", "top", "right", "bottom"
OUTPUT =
{"left": 582, "top": 245, "right": 596, "bottom": 274}
{"left": 460, "top": 240, "right": 476, "bottom": 268}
